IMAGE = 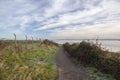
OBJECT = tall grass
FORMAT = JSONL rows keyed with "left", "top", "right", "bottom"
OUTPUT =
{"left": 63, "top": 41, "right": 120, "bottom": 80}
{"left": 0, "top": 41, "right": 58, "bottom": 80}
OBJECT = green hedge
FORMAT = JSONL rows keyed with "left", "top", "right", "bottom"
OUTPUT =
{"left": 63, "top": 41, "right": 120, "bottom": 80}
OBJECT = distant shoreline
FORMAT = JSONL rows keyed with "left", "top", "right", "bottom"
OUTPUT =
{"left": 56, "top": 39, "right": 120, "bottom": 41}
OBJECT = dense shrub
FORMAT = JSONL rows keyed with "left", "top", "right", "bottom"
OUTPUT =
{"left": 42, "top": 39, "right": 58, "bottom": 47}
{"left": 63, "top": 41, "right": 120, "bottom": 80}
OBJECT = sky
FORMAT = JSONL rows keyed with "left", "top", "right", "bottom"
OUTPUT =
{"left": 0, "top": 0, "right": 120, "bottom": 40}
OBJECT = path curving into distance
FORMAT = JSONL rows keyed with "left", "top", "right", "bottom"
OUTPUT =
{"left": 56, "top": 46, "right": 95, "bottom": 80}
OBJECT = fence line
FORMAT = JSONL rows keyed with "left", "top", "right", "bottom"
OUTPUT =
{"left": 11, "top": 34, "right": 43, "bottom": 53}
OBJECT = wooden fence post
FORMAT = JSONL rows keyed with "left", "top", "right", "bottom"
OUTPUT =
{"left": 25, "top": 35, "right": 28, "bottom": 50}
{"left": 36, "top": 37, "right": 38, "bottom": 42}
{"left": 36, "top": 37, "right": 38, "bottom": 46}
{"left": 13, "top": 33, "right": 17, "bottom": 53}
{"left": 39, "top": 38, "right": 41, "bottom": 45}
{"left": 31, "top": 36, "right": 34, "bottom": 49}
{"left": 99, "top": 43, "right": 102, "bottom": 49}
{"left": 96, "top": 36, "right": 99, "bottom": 45}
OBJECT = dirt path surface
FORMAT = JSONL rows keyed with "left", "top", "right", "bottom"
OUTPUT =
{"left": 56, "top": 47, "right": 95, "bottom": 80}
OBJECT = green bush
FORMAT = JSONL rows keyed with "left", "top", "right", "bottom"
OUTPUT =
{"left": 63, "top": 41, "right": 120, "bottom": 80}
{"left": 42, "top": 39, "right": 58, "bottom": 47}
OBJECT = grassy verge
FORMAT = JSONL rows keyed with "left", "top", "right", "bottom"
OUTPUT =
{"left": 0, "top": 44, "right": 58, "bottom": 80}
{"left": 86, "top": 67, "right": 116, "bottom": 80}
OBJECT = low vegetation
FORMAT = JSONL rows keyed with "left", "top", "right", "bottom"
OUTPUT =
{"left": 42, "top": 39, "right": 59, "bottom": 47}
{"left": 63, "top": 41, "right": 120, "bottom": 80}
{"left": 0, "top": 40, "right": 58, "bottom": 80}
{"left": 0, "top": 40, "right": 9, "bottom": 51}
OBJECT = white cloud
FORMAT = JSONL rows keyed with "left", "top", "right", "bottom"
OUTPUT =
{"left": 35, "top": 6, "right": 103, "bottom": 30}
{"left": 19, "top": 16, "right": 31, "bottom": 30}
{"left": 45, "top": 0, "right": 80, "bottom": 17}
{"left": 35, "top": 0, "right": 120, "bottom": 30}
{"left": 49, "top": 21, "right": 120, "bottom": 39}
{"left": 0, "top": 0, "right": 120, "bottom": 39}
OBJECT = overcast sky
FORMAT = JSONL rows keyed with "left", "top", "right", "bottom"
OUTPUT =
{"left": 0, "top": 0, "right": 120, "bottom": 40}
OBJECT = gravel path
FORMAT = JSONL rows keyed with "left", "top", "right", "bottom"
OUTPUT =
{"left": 56, "top": 47, "right": 95, "bottom": 80}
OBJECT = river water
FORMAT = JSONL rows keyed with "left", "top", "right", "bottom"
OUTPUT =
{"left": 54, "top": 40, "right": 120, "bottom": 52}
